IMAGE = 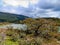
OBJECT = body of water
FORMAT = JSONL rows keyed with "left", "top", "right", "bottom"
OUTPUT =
{"left": 0, "top": 24, "right": 27, "bottom": 30}
{"left": 58, "top": 27, "right": 60, "bottom": 32}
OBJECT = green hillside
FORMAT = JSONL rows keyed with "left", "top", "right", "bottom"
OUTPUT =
{"left": 0, "top": 12, "right": 29, "bottom": 22}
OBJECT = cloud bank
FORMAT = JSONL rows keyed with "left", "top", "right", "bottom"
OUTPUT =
{"left": 0, "top": 0, "right": 60, "bottom": 18}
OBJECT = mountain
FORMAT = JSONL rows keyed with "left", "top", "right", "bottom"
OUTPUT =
{"left": 0, "top": 12, "right": 29, "bottom": 22}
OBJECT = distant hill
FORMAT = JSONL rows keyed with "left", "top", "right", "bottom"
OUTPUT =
{"left": 35, "top": 17, "right": 60, "bottom": 26}
{"left": 0, "top": 12, "right": 29, "bottom": 22}
{"left": 43, "top": 17, "right": 60, "bottom": 23}
{"left": 44, "top": 18, "right": 60, "bottom": 26}
{"left": 36, "top": 17, "right": 60, "bottom": 22}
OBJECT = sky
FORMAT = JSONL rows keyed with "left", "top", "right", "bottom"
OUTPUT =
{"left": 0, "top": 0, "right": 60, "bottom": 18}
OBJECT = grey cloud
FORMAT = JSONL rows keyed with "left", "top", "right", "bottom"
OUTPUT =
{"left": 0, "top": 0, "right": 60, "bottom": 18}
{"left": 37, "top": 0, "right": 60, "bottom": 11}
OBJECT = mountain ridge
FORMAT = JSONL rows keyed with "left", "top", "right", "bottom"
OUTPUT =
{"left": 0, "top": 12, "right": 29, "bottom": 22}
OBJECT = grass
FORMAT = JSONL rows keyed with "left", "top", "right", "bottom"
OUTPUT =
{"left": 3, "top": 36, "right": 19, "bottom": 45}
{"left": 5, "top": 40, "right": 18, "bottom": 45}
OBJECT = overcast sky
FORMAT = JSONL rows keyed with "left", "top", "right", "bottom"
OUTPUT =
{"left": 0, "top": 0, "right": 60, "bottom": 18}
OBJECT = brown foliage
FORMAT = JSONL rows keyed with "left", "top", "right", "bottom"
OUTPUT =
{"left": 22, "top": 18, "right": 58, "bottom": 40}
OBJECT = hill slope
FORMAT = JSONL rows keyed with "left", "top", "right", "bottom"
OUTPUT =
{"left": 0, "top": 12, "right": 29, "bottom": 22}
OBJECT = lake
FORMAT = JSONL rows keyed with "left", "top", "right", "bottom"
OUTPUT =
{"left": 0, "top": 23, "right": 27, "bottom": 30}
{"left": 58, "top": 27, "right": 60, "bottom": 32}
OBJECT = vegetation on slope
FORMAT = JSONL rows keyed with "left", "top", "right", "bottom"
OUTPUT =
{"left": 0, "top": 18, "right": 60, "bottom": 45}
{"left": 0, "top": 12, "right": 29, "bottom": 22}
